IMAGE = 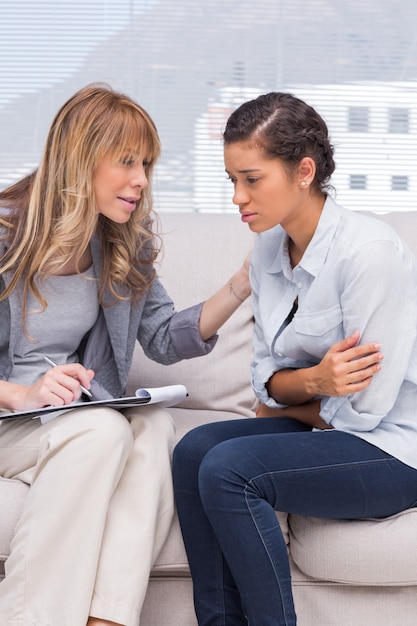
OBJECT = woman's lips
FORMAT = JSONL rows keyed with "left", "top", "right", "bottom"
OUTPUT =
{"left": 240, "top": 212, "right": 257, "bottom": 223}
{"left": 118, "top": 196, "right": 138, "bottom": 210}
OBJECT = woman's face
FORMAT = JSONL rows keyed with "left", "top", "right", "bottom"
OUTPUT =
{"left": 93, "top": 152, "right": 150, "bottom": 223}
{"left": 224, "top": 141, "right": 305, "bottom": 233}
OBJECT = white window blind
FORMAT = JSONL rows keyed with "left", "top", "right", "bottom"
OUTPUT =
{"left": 1, "top": 0, "right": 417, "bottom": 213}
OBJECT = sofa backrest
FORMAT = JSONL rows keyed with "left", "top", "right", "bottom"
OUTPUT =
{"left": 127, "top": 212, "right": 257, "bottom": 417}
{"left": 362, "top": 211, "right": 417, "bottom": 254}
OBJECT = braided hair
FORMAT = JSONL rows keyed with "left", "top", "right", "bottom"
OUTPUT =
{"left": 223, "top": 92, "right": 335, "bottom": 195}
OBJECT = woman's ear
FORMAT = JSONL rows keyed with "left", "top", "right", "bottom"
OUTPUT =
{"left": 298, "top": 157, "right": 316, "bottom": 186}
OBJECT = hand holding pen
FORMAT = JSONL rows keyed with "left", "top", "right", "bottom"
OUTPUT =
{"left": 42, "top": 355, "right": 93, "bottom": 399}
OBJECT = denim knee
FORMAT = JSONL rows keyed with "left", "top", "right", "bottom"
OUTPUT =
{"left": 173, "top": 423, "right": 218, "bottom": 478}
{"left": 197, "top": 440, "right": 240, "bottom": 507}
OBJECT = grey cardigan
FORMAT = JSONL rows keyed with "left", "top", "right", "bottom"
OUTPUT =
{"left": 0, "top": 231, "right": 217, "bottom": 398}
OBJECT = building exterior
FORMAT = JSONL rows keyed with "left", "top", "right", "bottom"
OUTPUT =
{"left": 193, "top": 83, "right": 417, "bottom": 213}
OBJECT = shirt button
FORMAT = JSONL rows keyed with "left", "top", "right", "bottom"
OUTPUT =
{"left": 297, "top": 282, "right": 303, "bottom": 289}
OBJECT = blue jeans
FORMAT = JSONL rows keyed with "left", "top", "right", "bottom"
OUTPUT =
{"left": 172, "top": 418, "right": 417, "bottom": 626}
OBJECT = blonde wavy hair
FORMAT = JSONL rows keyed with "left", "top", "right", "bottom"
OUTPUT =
{"left": 0, "top": 83, "right": 161, "bottom": 323}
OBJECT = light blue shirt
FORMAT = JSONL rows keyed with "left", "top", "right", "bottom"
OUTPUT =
{"left": 251, "top": 195, "right": 417, "bottom": 470}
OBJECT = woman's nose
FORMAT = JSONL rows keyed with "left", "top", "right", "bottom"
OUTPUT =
{"left": 232, "top": 184, "right": 249, "bottom": 206}
{"left": 132, "top": 165, "right": 148, "bottom": 189}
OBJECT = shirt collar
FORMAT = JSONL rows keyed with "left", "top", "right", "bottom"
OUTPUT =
{"left": 267, "top": 195, "right": 342, "bottom": 278}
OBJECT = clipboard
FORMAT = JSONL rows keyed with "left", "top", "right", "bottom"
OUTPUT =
{"left": 0, "top": 384, "right": 188, "bottom": 422}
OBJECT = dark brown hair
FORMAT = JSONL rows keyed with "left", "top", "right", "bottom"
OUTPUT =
{"left": 223, "top": 92, "right": 335, "bottom": 194}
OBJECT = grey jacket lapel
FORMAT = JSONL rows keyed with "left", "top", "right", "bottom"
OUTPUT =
{"left": 90, "top": 233, "right": 131, "bottom": 386}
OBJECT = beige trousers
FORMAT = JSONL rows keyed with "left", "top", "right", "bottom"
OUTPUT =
{"left": 0, "top": 404, "right": 176, "bottom": 626}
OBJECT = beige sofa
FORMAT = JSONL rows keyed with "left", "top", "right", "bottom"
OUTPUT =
{"left": 1, "top": 211, "right": 417, "bottom": 625}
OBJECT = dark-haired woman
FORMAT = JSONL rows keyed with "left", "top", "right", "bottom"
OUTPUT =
{"left": 173, "top": 92, "right": 417, "bottom": 625}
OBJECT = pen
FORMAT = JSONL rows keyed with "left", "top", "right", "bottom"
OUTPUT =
{"left": 42, "top": 355, "right": 93, "bottom": 399}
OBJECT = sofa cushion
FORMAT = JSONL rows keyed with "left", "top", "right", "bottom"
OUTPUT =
{"left": 126, "top": 213, "right": 257, "bottom": 417}
{"left": 289, "top": 508, "right": 417, "bottom": 585}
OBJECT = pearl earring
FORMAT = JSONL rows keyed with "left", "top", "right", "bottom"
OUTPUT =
{"left": 300, "top": 180, "right": 309, "bottom": 188}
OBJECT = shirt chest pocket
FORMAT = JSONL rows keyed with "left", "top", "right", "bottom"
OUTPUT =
{"left": 293, "top": 305, "right": 343, "bottom": 358}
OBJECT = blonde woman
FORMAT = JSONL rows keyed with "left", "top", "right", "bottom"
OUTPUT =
{"left": 0, "top": 84, "right": 250, "bottom": 626}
